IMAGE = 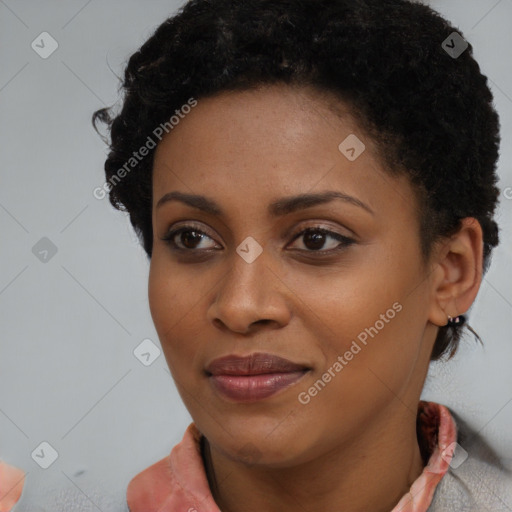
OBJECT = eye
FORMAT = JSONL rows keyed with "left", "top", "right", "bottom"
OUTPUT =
{"left": 161, "top": 224, "right": 355, "bottom": 256}
{"left": 161, "top": 224, "right": 220, "bottom": 251}
{"left": 288, "top": 227, "right": 355, "bottom": 253}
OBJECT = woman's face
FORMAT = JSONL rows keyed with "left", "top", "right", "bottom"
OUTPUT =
{"left": 149, "top": 84, "right": 438, "bottom": 467}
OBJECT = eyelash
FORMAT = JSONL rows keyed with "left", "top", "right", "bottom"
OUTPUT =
{"left": 161, "top": 224, "right": 356, "bottom": 256}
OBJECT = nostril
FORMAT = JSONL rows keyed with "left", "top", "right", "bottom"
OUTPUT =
{"left": 256, "top": 319, "right": 272, "bottom": 326}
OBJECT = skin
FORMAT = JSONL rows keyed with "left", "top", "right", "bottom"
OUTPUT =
{"left": 148, "top": 84, "right": 483, "bottom": 512}
{"left": 0, "top": 461, "right": 25, "bottom": 511}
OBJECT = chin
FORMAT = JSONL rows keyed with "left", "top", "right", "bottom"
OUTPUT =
{"left": 206, "top": 420, "right": 317, "bottom": 468}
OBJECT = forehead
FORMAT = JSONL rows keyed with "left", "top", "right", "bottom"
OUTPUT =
{"left": 151, "top": 85, "right": 413, "bottom": 219}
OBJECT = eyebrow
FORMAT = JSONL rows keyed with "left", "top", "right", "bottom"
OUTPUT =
{"left": 156, "top": 190, "right": 374, "bottom": 217}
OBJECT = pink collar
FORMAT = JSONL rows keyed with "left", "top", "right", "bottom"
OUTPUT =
{"left": 127, "top": 400, "right": 457, "bottom": 512}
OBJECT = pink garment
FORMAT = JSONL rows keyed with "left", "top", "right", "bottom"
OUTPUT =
{"left": 127, "top": 400, "right": 457, "bottom": 512}
{"left": 0, "top": 461, "right": 25, "bottom": 512}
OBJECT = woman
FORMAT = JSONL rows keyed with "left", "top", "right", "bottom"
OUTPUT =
{"left": 92, "top": 0, "right": 511, "bottom": 510}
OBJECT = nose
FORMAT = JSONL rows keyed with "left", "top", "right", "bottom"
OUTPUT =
{"left": 206, "top": 250, "right": 292, "bottom": 334}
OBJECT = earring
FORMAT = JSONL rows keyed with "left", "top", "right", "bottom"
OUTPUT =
{"left": 446, "top": 314, "right": 466, "bottom": 327}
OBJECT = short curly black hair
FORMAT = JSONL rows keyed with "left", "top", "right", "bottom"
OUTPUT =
{"left": 92, "top": 0, "right": 501, "bottom": 361}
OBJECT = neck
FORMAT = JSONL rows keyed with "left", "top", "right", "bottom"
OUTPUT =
{"left": 204, "top": 403, "right": 425, "bottom": 512}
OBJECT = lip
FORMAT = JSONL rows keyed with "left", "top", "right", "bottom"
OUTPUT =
{"left": 205, "top": 352, "right": 310, "bottom": 402}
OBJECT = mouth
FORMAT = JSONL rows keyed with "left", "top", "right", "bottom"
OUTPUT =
{"left": 205, "top": 352, "right": 311, "bottom": 402}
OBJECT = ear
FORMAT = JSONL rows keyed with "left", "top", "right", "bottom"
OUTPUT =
{"left": 428, "top": 217, "right": 483, "bottom": 327}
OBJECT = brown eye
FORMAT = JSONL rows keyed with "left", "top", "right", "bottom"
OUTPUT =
{"left": 289, "top": 227, "right": 355, "bottom": 253}
{"left": 162, "top": 226, "right": 219, "bottom": 251}
{"left": 177, "top": 229, "right": 206, "bottom": 249}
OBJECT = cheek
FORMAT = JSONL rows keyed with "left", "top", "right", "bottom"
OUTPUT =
{"left": 148, "top": 259, "right": 190, "bottom": 355}
{"left": 148, "top": 259, "right": 173, "bottom": 333}
{"left": 293, "top": 297, "right": 425, "bottom": 443}
{"left": 284, "top": 244, "right": 417, "bottom": 342}
{"left": 148, "top": 256, "right": 210, "bottom": 377}
{"left": 306, "top": 269, "right": 427, "bottom": 412}
{"left": 148, "top": 253, "right": 199, "bottom": 328}
{"left": 148, "top": 262, "right": 212, "bottom": 424}
{"left": 292, "top": 238, "right": 426, "bottom": 374}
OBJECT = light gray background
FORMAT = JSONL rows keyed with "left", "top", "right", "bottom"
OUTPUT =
{"left": 1, "top": 0, "right": 511, "bottom": 510}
